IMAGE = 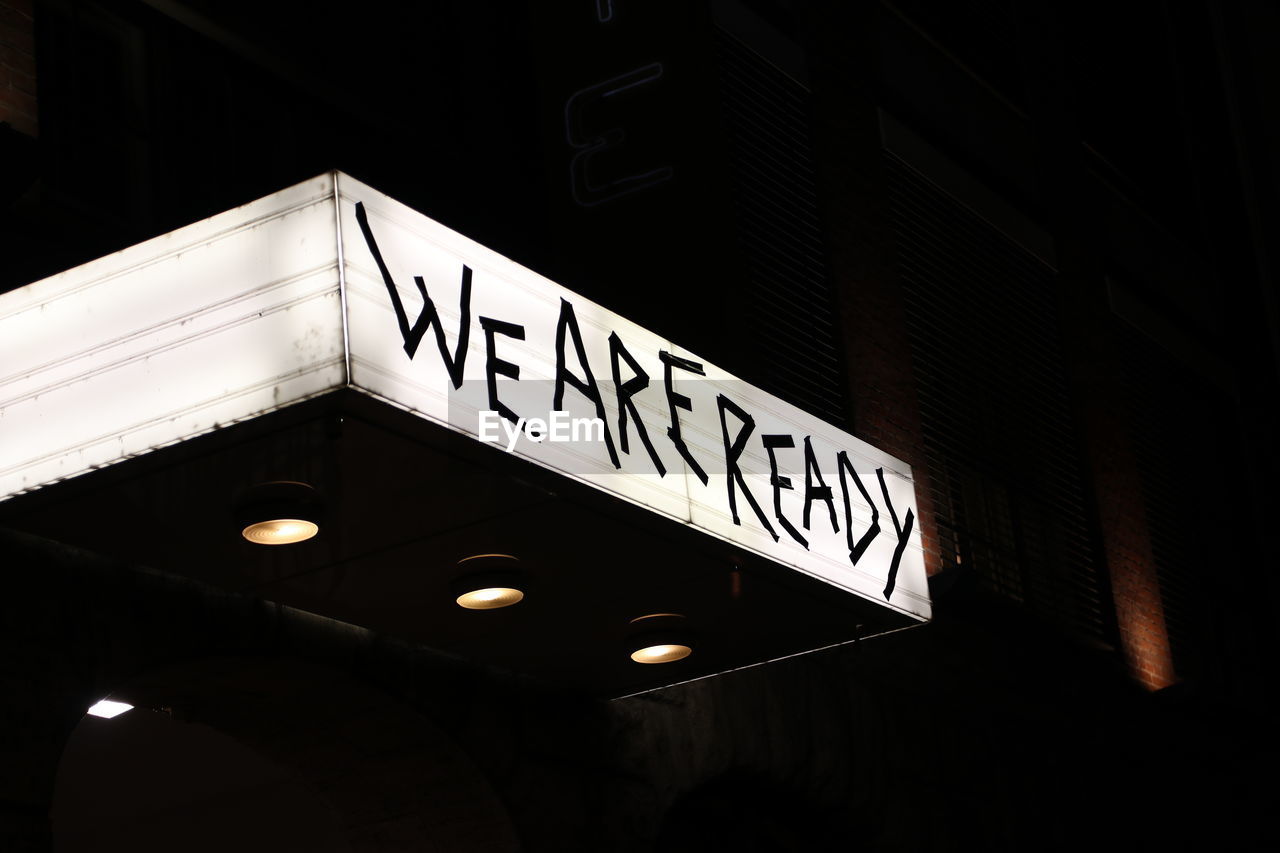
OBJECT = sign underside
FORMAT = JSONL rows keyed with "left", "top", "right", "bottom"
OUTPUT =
{"left": 0, "top": 172, "right": 929, "bottom": 696}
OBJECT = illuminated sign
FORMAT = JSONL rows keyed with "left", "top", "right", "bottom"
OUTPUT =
{"left": 0, "top": 172, "right": 930, "bottom": 623}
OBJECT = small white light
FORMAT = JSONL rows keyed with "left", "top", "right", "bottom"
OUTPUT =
{"left": 87, "top": 699, "right": 133, "bottom": 719}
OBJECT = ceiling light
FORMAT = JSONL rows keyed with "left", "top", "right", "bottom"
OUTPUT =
{"left": 235, "top": 481, "right": 322, "bottom": 545}
{"left": 456, "top": 585, "right": 525, "bottom": 610}
{"left": 86, "top": 699, "right": 133, "bottom": 719}
{"left": 627, "top": 613, "right": 693, "bottom": 664}
{"left": 242, "top": 518, "right": 318, "bottom": 545}
{"left": 630, "top": 642, "right": 692, "bottom": 664}
{"left": 452, "top": 554, "right": 527, "bottom": 610}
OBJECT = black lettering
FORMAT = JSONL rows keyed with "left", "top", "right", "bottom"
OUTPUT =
{"left": 802, "top": 436, "right": 839, "bottom": 533}
{"left": 837, "top": 451, "right": 880, "bottom": 566}
{"left": 354, "top": 201, "right": 470, "bottom": 385}
{"left": 609, "top": 332, "right": 665, "bottom": 475}
{"left": 479, "top": 316, "right": 524, "bottom": 426}
{"left": 661, "top": 351, "right": 708, "bottom": 485}
{"left": 762, "top": 435, "right": 808, "bottom": 548}
{"left": 717, "top": 394, "right": 778, "bottom": 542}
{"left": 877, "top": 468, "right": 915, "bottom": 601}
{"left": 554, "top": 299, "right": 620, "bottom": 467}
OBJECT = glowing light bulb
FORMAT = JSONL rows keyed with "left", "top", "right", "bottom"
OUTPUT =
{"left": 630, "top": 643, "right": 692, "bottom": 664}
{"left": 241, "top": 518, "right": 319, "bottom": 545}
{"left": 452, "top": 555, "right": 526, "bottom": 609}
{"left": 87, "top": 700, "right": 133, "bottom": 719}
{"left": 455, "top": 587, "right": 525, "bottom": 610}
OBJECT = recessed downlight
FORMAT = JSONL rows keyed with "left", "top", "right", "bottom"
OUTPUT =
{"left": 456, "top": 586, "right": 525, "bottom": 610}
{"left": 452, "top": 554, "right": 527, "bottom": 610}
{"left": 626, "top": 613, "right": 694, "bottom": 664}
{"left": 630, "top": 643, "right": 692, "bottom": 664}
{"left": 235, "top": 481, "right": 322, "bottom": 545}
{"left": 241, "top": 518, "right": 319, "bottom": 545}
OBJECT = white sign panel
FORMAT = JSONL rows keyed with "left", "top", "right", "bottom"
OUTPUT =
{"left": 0, "top": 172, "right": 929, "bottom": 623}
{"left": 0, "top": 175, "right": 347, "bottom": 498}
{"left": 336, "top": 175, "right": 929, "bottom": 623}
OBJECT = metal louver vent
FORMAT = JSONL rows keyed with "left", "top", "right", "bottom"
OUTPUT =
{"left": 714, "top": 26, "right": 847, "bottom": 427}
{"left": 884, "top": 151, "right": 1106, "bottom": 642}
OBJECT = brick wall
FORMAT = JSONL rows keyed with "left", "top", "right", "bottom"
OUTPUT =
{"left": 1084, "top": 396, "right": 1176, "bottom": 689}
{"left": 0, "top": 0, "right": 36, "bottom": 136}
{"left": 804, "top": 2, "right": 943, "bottom": 579}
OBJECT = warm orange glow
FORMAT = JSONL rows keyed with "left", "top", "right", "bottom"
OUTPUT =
{"left": 455, "top": 587, "right": 524, "bottom": 610}
{"left": 1086, "top": 425, "right": 1176, "bottom": 691}
{"left": 630, "top": 643, "right": 692, "bottom": 664}
{"left": 241, "top": 519, "right": 319, "bottom": 545}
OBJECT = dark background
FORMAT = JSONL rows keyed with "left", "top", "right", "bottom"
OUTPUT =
{"left": 3, "top": 1, "right": 1278, "bottom": 850}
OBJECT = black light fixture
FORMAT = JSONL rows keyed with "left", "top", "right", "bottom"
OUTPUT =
{"left": 451, "top": 554, "right": 527, "bottom": 610}
{"left": 235, "top": 481, "right": 323, "bottom": 545}
{"left": 627, "top": 613, "right": 694, "bottom": 664}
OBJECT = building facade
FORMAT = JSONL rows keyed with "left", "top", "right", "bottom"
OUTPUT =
{"left": 3, "top": 1, "right": 1277, "bottom": 850}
